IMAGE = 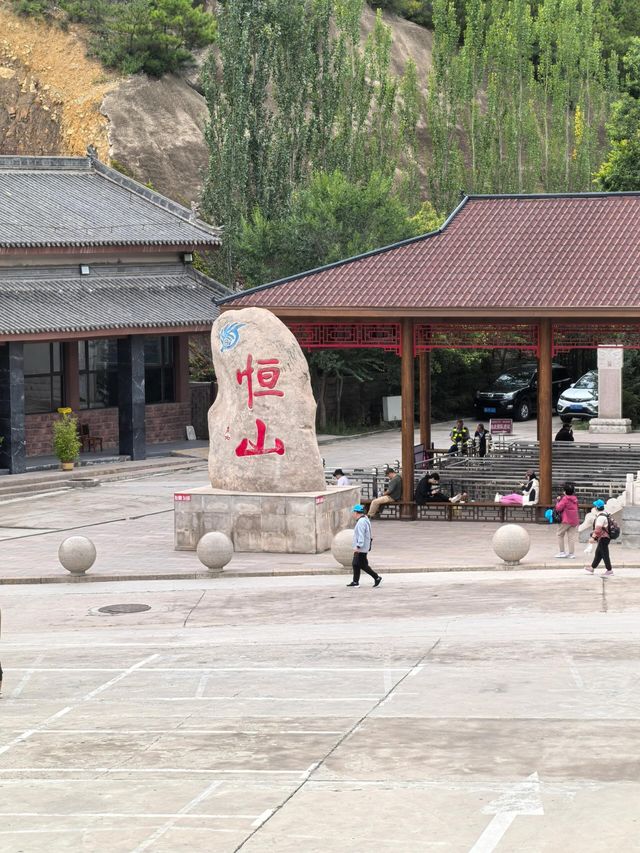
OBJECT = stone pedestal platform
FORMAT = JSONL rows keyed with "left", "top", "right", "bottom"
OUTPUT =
{"left": 589, "top": 418, "right": 632, "bottom": 434}
{"left": 174, "top": 485, "right": 360, "bottom": 554}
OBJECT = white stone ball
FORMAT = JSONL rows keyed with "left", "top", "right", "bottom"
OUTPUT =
{"left": 197, "top": 531, "right": 233, "bottom": 572}
{"left": 58, "top": 535, "right": 96, "bottom": 575}
{"left": 492, "top": 524, "right": 530, "bottom": 565}
{"left": 331, "top": 529, "right": 354, "bottom": 568}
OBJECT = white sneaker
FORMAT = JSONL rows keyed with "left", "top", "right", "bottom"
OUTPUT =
{"left": 566, "top": 554, "right": 576, "bottom": 559}
{"left": 554, "top": 552, "right": 567, "bottom": 558}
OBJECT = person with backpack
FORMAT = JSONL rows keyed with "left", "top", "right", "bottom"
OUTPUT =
{"left": 347, "top": 504, "right": 382, "bottom": 588}
{"left": 553, "top": 483, "right": 580, "bottom": 558}
{"left": 584, "top": 499, "right": 615, "bottom": 577}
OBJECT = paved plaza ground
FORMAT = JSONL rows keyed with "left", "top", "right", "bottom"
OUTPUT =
{"left": 2, "top": 571, "right": 640, "bottom": 852}
{"left": 2, "top": 421, "right": 640, "bottom": 851}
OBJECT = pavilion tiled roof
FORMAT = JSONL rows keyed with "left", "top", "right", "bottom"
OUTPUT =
{"left": 0, "top": 155, "right": 221, "bottom": 249}
{"left": 219, "top": 193, "right": 640, "bottom": 315}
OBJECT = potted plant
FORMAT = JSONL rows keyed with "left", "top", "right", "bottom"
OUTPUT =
{"left": 53, "top": 408, "right": 81, "bottom": 470}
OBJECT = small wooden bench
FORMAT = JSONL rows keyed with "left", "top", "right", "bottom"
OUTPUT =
{"left": 361, "top": 500, "right": 415, "bottom": 520}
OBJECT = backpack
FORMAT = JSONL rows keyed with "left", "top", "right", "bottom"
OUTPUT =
{"left": 607, "top": 514, "right": 621, "bottom": 540}
{"left": 595, "top": 512, "right": 620, "bottom": 540}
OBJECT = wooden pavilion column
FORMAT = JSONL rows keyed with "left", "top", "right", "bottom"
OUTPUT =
{"left": 400, "top": 319, "right": 415, "bottom": 518}
{"left": 418, "top": 351, "right": 431, "bottom": 453}
{"left": 537, "top": 319, "right": 553, "bottom": 506}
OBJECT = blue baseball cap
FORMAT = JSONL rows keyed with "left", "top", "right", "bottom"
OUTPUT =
{"left": 593, "top": 499, "right": 605, "bottom": 509}
{"left": 352, "top": 504, "right": 365, "bottom": 513}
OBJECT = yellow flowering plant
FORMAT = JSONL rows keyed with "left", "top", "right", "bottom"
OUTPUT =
{"left": 53, "top": 410, "right": 81, "bottom": 463}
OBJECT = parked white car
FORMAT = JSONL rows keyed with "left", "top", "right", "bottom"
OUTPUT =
{"left": 557, "top": 370, "right": 598, "bottom": 421}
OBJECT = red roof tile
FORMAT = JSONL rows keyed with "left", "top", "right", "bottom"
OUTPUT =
{"left": 220, "top": 194, "right": 640, "bottom": 315}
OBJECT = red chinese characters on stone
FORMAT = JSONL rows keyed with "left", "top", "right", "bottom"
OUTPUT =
{"left": 235, "top": 354, "right": 286, "bottom": 456}
{"left": 235, "top": 418, "right": 285, "bottom": 457}
{"left": 236, "top": 354, "right": 284, "bottom": 410}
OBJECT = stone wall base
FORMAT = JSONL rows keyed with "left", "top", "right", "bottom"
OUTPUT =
{"left": 588, "top": 418, "right": 632, "bottom": 434}
{"left": 174, "top": 485, "right": 360, "bottom": 553}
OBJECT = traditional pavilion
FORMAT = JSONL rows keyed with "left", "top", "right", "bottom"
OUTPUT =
{"left": 0, "top": 152, "right": 226, "bottom": 474}
{"left": 218, "top": 191, "right": 640, "bottom": 514}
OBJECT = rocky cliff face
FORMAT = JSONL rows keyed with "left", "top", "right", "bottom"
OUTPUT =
{"left": 0, "top": 5, "right": 431, "bottom": 206}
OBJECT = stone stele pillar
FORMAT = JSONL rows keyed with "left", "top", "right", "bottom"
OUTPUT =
{"left": 589, "top": 345, "right": 631, "bottom": 434}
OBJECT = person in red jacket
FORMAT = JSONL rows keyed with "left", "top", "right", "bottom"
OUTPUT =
{"left": 554, "top": 483, "right": 580, "bottom": 558}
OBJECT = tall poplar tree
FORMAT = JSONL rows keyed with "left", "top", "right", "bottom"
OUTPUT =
{"left": 202, "top": 0, "right": 420, "bottom": 281}
{"left": 427, "top": 0, "right": 613, "bottom": 209}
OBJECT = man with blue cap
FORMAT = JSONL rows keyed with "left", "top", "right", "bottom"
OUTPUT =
{"left": 584, "top": 499, "right": 614, "bottom": 577}
{"left": 347, "top": 504, "right": 382, "bottom": 588}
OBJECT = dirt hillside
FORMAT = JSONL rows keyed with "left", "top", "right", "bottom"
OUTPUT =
{"left": 0, "top": 4, "right": 116, "bottom": 159}
{"left": 0, "top": 4, "right": 433, "bottom": 204}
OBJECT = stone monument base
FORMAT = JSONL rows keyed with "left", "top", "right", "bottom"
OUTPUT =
{"left": 588, "top": 418, "right": 632, "bottom": 434}
{"left": 174, "top": 485, "right": 360, "bottom": 554}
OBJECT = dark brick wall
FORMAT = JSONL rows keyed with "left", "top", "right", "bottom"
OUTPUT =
{"left": 145, "top": 402, "right": 191, "bottom": 445}
{"left": 25, "top": 402, "right": 191, "bottom": 457}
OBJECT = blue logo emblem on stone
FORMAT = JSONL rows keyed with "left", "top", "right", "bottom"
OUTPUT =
{"left": 219, "top": 322, "right": 246, "bottom": 352}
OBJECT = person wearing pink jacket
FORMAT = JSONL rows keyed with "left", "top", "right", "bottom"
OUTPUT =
{"left": 554, "top": 483, "right": 580, "bottom": 558}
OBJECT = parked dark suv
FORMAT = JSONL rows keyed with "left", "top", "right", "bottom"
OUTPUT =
{"left": 474, "top": 363, "right": 573, "bottom": 421}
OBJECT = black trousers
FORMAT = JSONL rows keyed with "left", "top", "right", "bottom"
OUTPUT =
{"left": 592, "top": 538, "right": 612, "bottom": 571}
{"left": 352, "top": 551, "right": 378, "bottom": 584}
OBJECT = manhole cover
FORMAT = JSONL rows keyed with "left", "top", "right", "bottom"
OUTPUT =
{"left": 98, "top": 604, "right": 151, "bottom": 614}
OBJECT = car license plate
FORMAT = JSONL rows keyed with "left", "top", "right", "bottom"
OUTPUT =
{"left": 484, "top": 407, "right": 497, "bottom": 414}
{"left": 569, "top": 404, "right": 583, "bottom": 411}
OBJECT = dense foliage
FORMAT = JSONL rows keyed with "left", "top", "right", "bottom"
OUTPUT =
{"left": 236, "top": 170, "right": 442, "bottom": 288}
{"left": 367, "top": 0, "right": 639, "bottom": 58}
{"left": 369, "top": 0, "right": 434, "bottom": 27}
{"left": 202, "top": 0, "right": 420, "bottom": 279}
{"left": 11, "top": 0, "right": 216, "bottom": 75}
{"left": 426, "top": 0, "right": 617, "bottom": 213}
{"left": 595, "top": 38, "right": 640, "bottom": 190}
{"left": 203, "top": 0, "right": 625, "bottom": 287}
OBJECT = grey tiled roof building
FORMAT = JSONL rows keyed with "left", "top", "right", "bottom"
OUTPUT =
{"left": 0, "top": 152, "right": 228, "bottom": 474}
{"left": 0, "top": 154, "right": 221, "bottom": 249}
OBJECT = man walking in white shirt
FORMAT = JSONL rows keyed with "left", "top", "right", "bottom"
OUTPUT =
{"left": 347, "top": 504, "right": 382, "bottom": 588}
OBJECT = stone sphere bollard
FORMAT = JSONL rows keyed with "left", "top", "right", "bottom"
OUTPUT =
{"left": 58, "top": 535, "right": 97, "bottom": 575}
{"left": 331, "top": 529, "right": 354, "bottom": 568}
{"left": 196, "top": 531, "right": 233, "bottom": 573}
{"left": 492, "top": 524, "right": 530, "bottom": 565}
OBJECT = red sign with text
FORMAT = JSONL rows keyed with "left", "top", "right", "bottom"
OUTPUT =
{"left": 490, "top": 418, "right": 513, "bottom": 435}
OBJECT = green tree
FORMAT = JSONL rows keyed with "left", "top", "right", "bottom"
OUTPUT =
{"left": 310, "top": 349, "right": 384, "bottom": 429}
{"left": 202, "top": 0, "right": 420, "bottom": 283}
{"left": 93, "top": 0, "right": 216, "bottom": 76}
{"left": 427, "top": 0, "right": 612, "bottom": 205}
{"left": 425, "top": 0, "right": 465, "bottom": 213}
{"left": 595, "top": 39, "right": 640, "bottom": 190}
{"left": 235, "top": 170, "right": 442, "bottom": 288}
{"left": 594, "top": 0, "right": 640, "bottom": 60}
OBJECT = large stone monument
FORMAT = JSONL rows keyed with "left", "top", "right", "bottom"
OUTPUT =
{"left": 174, "top": 308, "right": 359, "bottom": 553}
{"left": 589, "top": 346, "right": 631, "bottom": 434}
{"left": 208, "top": 307, "right": 326, "bottom": 492}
